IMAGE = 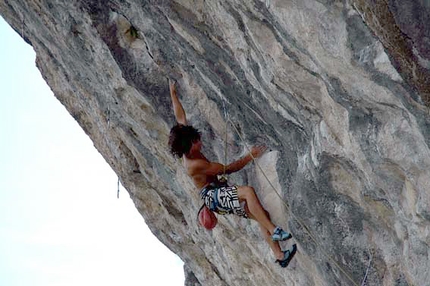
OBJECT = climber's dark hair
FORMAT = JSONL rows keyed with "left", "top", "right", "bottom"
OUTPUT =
{"left": 169, "top": 124, "right": 201, "bottom": 158}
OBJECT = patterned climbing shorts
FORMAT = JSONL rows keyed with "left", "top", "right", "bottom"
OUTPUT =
{"left": 200, "top": 184, "right": 248, "bottom": 218}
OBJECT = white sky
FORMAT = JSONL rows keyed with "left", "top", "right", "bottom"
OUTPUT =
{"left": 0, "top": 17, "right": 184, "bottom": 286}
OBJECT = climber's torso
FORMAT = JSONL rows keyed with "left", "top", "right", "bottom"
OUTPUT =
{"left": 183, "top": 153, "right": 221, "bottom": 190}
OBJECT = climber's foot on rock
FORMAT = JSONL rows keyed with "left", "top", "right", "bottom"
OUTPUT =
{"left": 276, "top": 244, "right": 297, "bottom": 268}
{"left": 271, "top": 226, "right": 292, "bottom": 241}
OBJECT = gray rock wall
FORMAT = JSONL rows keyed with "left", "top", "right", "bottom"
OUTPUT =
{"left": 1, "top": 1, "right": 429, "bottom": 285}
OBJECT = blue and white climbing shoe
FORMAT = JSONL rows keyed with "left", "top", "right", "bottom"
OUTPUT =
{"left": 271, "top": 226, "right": 292, "bottom": 241}
{"left": 276, "top": 244, "right": 297, "bottom": 268}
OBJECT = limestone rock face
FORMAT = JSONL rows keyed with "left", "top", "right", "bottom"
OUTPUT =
{"left": 1, "top": 1, "right": 430, "bottom": 285}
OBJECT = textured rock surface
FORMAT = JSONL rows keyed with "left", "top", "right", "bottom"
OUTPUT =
{"left": 1, "top": 1, "right": 430, "bottom": 285}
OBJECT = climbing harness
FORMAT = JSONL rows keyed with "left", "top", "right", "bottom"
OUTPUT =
{"left": 220, "top": 100, "right": 370, "bottom": 286}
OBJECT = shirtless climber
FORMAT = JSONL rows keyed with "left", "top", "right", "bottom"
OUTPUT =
{"left": 167, "top": 80, "right": 296, "bottom": 268}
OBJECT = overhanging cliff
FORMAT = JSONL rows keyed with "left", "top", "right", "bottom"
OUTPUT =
{"left": 1, "top": 1, "right": 429, "bottom": 285}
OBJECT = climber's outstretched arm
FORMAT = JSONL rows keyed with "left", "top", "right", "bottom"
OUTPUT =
{"left": 225, "top": 145, "right": 267, "bottom": 173}
{"left": 169, "top": 79, "right": 187, "bottom": 125}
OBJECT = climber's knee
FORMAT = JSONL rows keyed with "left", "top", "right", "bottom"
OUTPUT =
{"left": 237, "top": 186, "right": 256, "bottom": 201}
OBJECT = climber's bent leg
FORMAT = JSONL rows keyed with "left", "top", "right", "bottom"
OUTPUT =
{"left": 238, "top": 186, "right": 292, "bottom": 241}
{"left": 237, "top": 186, "right": 277, "bottom": 234}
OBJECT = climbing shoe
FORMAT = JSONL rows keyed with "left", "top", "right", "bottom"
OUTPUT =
{"left": 276, "top": 244, "right": 297, "bottom": 268}
{"left": 271, "top": 226, "right": 292, "bottom": 241}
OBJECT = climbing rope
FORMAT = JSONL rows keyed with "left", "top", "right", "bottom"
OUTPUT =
{"left": 219, "top": 102, "right": 363, "bottom": 286}
{"left": 360, "top": 249, "right": 373, "bottom": 286}
{"left": 222, "top": 98, "right": 229, "bottom": 178}
{"left": 20, "top": 13, "right": 25, "bottom": 39}
{"left": 117, "top": 177, "right": 120, "bottom": 199}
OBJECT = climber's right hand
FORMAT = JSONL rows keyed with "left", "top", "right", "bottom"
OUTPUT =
{"left": 250, "top": 145, "right": 267, "bottom": 158}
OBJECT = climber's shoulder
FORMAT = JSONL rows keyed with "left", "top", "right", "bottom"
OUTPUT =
{"left": 184, "top": 156, "right": 209, "bottom": 174}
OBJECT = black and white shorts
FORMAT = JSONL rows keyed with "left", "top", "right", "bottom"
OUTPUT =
{"left": 200, "top": 184, "right": 248, "bottom": 218}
